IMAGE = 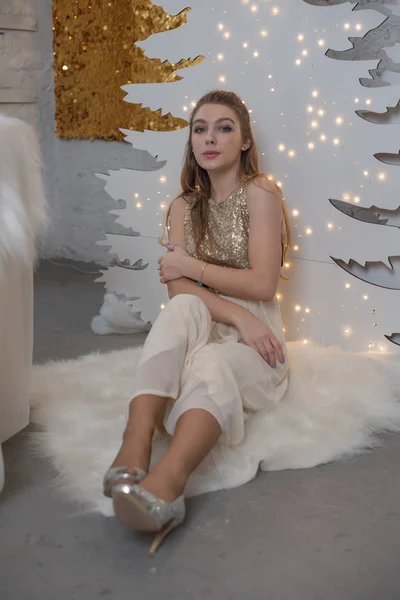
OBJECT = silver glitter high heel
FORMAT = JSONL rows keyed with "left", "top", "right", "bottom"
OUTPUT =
{"left": 111, "top": 483, "right": 186, "bottom": 556}
{"left": 103, "top": 466, "right": 147, "bottom": 498}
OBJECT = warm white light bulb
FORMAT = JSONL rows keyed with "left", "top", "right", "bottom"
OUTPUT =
{"left": 253, "top": 51, "right": 259, "bottom": 57}
{"left": 320, "top": 134, "right": 326, "bottom": 141}
{"left": 293, "top": 245, "right": 299, "bottom": 251}
{"left": 295, "top": 59, "right": 302, "bottom": 65}
{"left": 160, "top": 176, "right": 167, "bottom": 183}
{"left": 302, "top": 49, "right": 308, "bottom": 56}
{"left": 327, "top": 223, "right": 333, "bottom": 229}
{"left": 278, "top": 144, "right": 286, "bottom": 152}
{"left": 307, "top": 105, "right": 314, "bottom": 113}
{"left": 345, "top": 283, "right": 351, "bottom": 289}
{"left": 354, "top": 98, "right": 359, "bottom": 103}
{"left": 243, "top": 42, "right": 248, "bottom": 48}
{"left": 218, "top": 23, "right": 224, "bottom": 30}
{"left": 363, "top": 170, "right": 369, "bottom": 176}
{"left": 306, "top": 227, "right": 312, "bottom": 235}
{"left": 272, "top": 6, "right": 280, "bottom": 14}
{"left": 305, "top": 308, "right": 310, "bottom": 313}
{"left": 378, "top": 172, "right": 386, "bottom": 181}
{"left": 134, "top": 193, "right": 139, "bottom": 198}
{"left": 355, "top": 23, "right": 362, "bottom": 31}
{"left": 366, "top": 99, "right": 372, "bottom": 105}
{"left": 318, "top": 39, "right": 325, "bottom": 47}
{"left": 160, "top": 304, "right": 165, "bottom": 310}
{"left": 333, "top": 138, "right": 340, "bottom": 145}
{"left": 297, "top": 34, "right": 304, "bottom": 42}
{"left": 312, "top": 90, "right": 319, "bottom": 98}
{"left": 363, "top": 295, "right": 368, "bottom": 300}
{"left": 250, "top": 4, "right": 258, "bottom": 12}
{"left": 318, "top": 109, "right": 324, "bottom": 116}
{"left": 335, "top": 117, "right": 343, "bottom": 125}
{"left": 353, "top": 196, "right": 360, "bottom": 203}
{"left": 136, "top": 202, "right": 142, "bottom": 209}
{"left": 343, "top": 23, "right": 350, "bottom": 30}
{"left": 292, "top": 209, "right": 299, "bottom": 217}
{"left": 295, "top": 305, "right": 301, "bottom": 312}
{"left": 308, "top": 142, "right": 315, "bottom": 150}
{"left": 311, "top": 120, "right": 319, "bottom": 128}
{"left": 217, "top": 53, "right": 224, "bottom": 61}
{"left": 261, "top": 30, "right": 268, "bottom": 37}
{"left": 288, "top": 150, "right": 296, "bottom": 158}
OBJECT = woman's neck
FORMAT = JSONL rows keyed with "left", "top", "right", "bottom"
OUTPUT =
{"left": 208, "top": 168, "right": 242, "bottom": 204}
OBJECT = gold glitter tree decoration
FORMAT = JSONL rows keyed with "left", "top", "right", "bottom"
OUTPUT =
{"left": 53, "top": 1, "right": 199, "bottom": 140}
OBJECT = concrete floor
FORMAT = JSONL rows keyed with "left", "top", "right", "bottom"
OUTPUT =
{"left": 1, "top": 261, "right": 400, "bottom": 599}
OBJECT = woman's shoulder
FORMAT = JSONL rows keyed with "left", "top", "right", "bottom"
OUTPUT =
{"left": 246, "top": 175, "right": 283, "bottom": 199}
{"left": 168, "top": 195, "right": 193, "bottom": 217}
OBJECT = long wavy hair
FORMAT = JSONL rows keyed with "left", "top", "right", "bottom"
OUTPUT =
{"left": 162, "top": 89, "right": 291, "bottom": 270}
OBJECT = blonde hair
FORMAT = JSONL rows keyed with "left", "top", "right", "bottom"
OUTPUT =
{"left": 162, "top": 89, "right": 291, "bottom": 269}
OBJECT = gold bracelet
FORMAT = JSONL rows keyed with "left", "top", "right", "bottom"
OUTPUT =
{"left": 199, "top": 262, "right": 208, "bottom": 284}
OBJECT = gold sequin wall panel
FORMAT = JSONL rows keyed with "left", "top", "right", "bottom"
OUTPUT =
{"left": 53, "top": 1, "right": 195, "bottom": 140}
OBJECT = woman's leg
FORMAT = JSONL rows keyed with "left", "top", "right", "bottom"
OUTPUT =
{"left": 136, "top": 341, "right": 245, "bottom": 501}
{"left": 111, "top": 393, "right": 169, "bottom": 473}
{"left": 139, "top": 408, "right": 222, "bottom": 502}
{"left": 108, "top": 295, "right": 214, "bottom": 475}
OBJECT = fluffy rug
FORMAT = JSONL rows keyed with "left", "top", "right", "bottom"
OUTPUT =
{"left": 30, "top": 342, "right": 400, "bottom": 517}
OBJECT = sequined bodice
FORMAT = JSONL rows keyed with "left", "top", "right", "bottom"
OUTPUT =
{"left": 184, "top": 184, "right": 250, "bottom": 269}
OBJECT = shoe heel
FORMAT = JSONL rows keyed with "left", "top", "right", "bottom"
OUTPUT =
{"left": 148, "top": 518, "right": 177, "bottom": 557}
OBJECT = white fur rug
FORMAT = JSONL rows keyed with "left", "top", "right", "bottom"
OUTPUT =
{"left": 30, "top": 342, "right": 400, "bottom": 517}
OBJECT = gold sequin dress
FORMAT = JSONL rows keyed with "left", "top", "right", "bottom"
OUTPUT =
{"left": 131, "top": 183, "right": 289, "bottom": 449}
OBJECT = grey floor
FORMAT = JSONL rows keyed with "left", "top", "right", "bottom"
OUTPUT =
{"left": 1, "top": 261, "right": 400, "bottom": 600}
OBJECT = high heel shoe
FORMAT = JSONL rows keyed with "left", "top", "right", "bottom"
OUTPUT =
{"left": 103, "top": 466, "right": 147, "bottom": 498}
{"left": 111, "top": 483, "right": 186, "bottom": 556}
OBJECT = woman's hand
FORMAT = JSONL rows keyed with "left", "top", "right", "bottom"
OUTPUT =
{"left": 233, "top": 310, "right": 285, "bottom": 368}
{"left": 158, "top": 243, "right": 190, "bottom": 284}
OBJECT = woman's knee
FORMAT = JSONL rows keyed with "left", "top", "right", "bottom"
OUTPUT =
{"left": 168, "top": 293, "right": 205, "bottom": 310}
{"left": 168, "top": 294, "right": 209, "bottom": 320}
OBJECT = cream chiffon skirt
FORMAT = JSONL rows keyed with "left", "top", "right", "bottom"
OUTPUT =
{"left": 132, "top": 294, "right": 289, "bottom": 446}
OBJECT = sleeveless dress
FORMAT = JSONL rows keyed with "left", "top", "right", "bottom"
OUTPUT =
{"left": 131, "top": 183, "right": 289, "bottom": 447}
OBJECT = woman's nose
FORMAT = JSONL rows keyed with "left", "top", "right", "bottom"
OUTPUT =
{"left": 205, "top": 130, "right": 216, "bottom": 144}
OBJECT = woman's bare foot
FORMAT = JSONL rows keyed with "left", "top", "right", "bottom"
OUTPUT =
{"left": 139, "top": 464, "right": 187, "bottom": 503}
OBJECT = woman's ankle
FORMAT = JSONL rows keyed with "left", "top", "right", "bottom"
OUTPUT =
{"left": 112, "top": 432, "right": 153, "bottom": 473}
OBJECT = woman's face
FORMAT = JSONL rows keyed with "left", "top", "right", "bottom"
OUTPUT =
{"left": 191, "top": 103, "right": 248, "bottom": 173}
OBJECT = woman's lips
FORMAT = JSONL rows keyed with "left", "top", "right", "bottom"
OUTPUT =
{"left": 203, "top": 152, "right": 220, "bottom": 158}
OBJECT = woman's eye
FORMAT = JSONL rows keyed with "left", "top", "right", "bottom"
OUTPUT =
{"left": 220, "top": 126, "right": 232, "bottom": 132}
{"left": 194, "top": 127, "right": 205, "bottom": 133}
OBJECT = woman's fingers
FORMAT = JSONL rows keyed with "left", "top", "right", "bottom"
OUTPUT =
{"left": 253, "top": 338, "right": 284, "bottom": 368}
{"left": 270, "top": 337, "right": 285, "bottom": 365}
{"left": 261, "top": 339, "right": 276, "bottom": 368}
{"left": 253, "top": 341, "right": 271, "bottom": 365}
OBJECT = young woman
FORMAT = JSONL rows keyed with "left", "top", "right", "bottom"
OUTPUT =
{"left": 103, "top": 90, "right": 291, "bottom": 555}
